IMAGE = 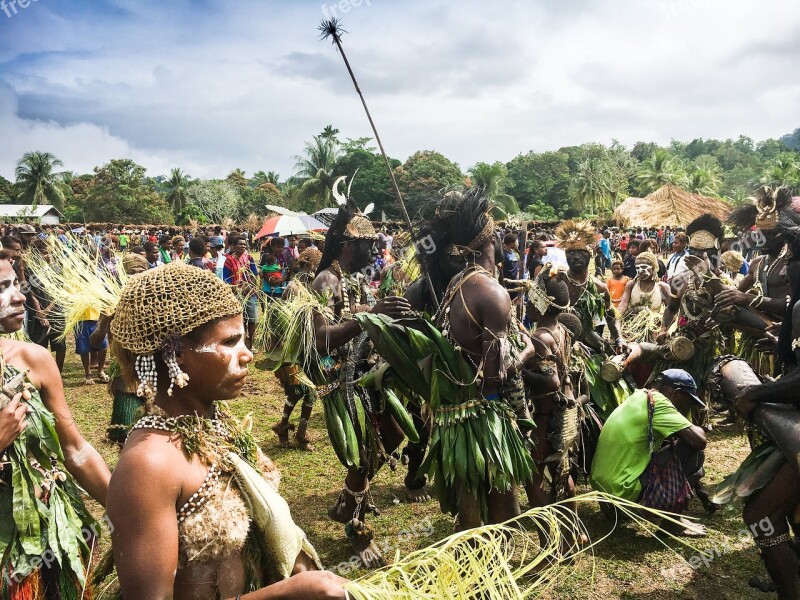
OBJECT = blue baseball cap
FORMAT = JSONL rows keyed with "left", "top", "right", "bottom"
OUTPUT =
{"left": 210, "top": 236, "right": 224, "bottom": 248}
{"left": 654, "top": 369, "right": 704, "bottom": 407}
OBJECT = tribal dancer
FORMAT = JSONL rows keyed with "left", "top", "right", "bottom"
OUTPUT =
{"left": 656, "top": 214, "right": 727, "bottom": 390}
{"left": 309, "top": 199, "right": 413, "bottom": 567}
{"left": 718, "top": 186, "right": 794, "bottom": 376}
{"left": 396, "top": 201, "right": 468, "bottom": 504}
{"left": 557, "top": 220, "right": 629, "bottom": 421}
{"left": 271, "top": 247, "right": 322, "bottom": 451}
{"left": 0, "top": 249, "right": 111, "bottom": 599}
{"left": 618, "top": 251, "right": 671, "bottom": 343}
{"left": 105, "top": 262, "right": 343, "bottom": 599}
{"left": 713, "top": 210, "right": 800, "bottom": 600}
{"left": 522, "top": 265, "right": 583, "bottom": 510}
{"left": 426, "top": 189, "right": 533, "bottom": 528}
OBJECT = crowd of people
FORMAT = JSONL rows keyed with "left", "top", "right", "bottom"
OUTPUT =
{"left": 1, "top": 184, "right": 800, "bottom": 598}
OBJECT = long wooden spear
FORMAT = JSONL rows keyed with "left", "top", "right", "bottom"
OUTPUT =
{"left": 318, "top": 18, "right": 439, "bottom": 308}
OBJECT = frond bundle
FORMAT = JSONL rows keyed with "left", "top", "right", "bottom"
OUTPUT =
{"left": 253, "top": 284, "right": 327, "bottom": 381}
{"left": 346, "top": 491, "right": 700, "bottom": 599}
{"left": 24, "top": 233, "right": 128, "bottom": 337}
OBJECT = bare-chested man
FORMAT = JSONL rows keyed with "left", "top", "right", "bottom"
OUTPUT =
{"left": 311, "top": 203, "right": 411, "bottom": 567}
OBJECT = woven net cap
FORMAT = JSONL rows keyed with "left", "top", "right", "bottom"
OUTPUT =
{"left": 111, "top": 261, "right": 242, "bottom": 355}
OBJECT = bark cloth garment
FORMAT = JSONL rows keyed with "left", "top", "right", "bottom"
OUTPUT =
{"left": 0, "top": 359, "right": 97, "bottom": 600}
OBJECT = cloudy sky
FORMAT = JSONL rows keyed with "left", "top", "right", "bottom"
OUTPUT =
{"left": 0, "top": 0, "right": 798, "bottom": 181}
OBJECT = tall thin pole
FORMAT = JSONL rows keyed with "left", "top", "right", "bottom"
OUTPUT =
{"left": 319, "top": 19, "right": 439, "bottom": 308}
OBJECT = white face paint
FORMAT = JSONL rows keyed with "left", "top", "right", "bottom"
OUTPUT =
{"left": 635, "top": 264, "right": 653, "bottom": 280}
{"left": 193, "top": 329, "right": 249, "bottom": 377}
{"left": 0, "top": 273, "right": 22, "bottom": 331}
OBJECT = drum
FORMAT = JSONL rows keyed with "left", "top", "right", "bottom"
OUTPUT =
{"left": 705, "top": 355, "right": 761, "bottom": 410}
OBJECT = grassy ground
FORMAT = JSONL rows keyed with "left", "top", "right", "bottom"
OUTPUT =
{"left": 63, "top": 345, "right": 766, "bottom": 598}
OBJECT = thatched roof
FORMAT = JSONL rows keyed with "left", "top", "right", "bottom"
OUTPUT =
{"left": 613, "top": 185, "right": 731, "bottom": 228}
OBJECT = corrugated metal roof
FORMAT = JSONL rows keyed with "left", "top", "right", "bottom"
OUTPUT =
{"left": 0, "top": 205, "right": 64, "bottom": 218}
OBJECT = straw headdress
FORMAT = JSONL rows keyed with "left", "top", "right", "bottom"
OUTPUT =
{"left": 111, "top": 261, "right": 242, "bottom": 356}
{"left": 297, "top": 247, "right": 322, "bottom": 272}
{"left": 686, "top": 214, "right": 723, "bottom": 250}
{"left": 555, "top": 220, "right": 596, "bottom": 253}
{"left": 720, "top": 250, "right": 744, "bottom": 274}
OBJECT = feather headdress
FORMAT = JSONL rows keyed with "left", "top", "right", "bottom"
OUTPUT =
{"left": 729, "top": 185, "right": 793, "bottom": 233}
{"left": 555, "top": 220, "right": 596, "bottom": 252}
{"left": 685, "top": 214, "right": 723, "bottom": 250}
{"left": 317, "top": 176, "right": 377, "bottom": 274}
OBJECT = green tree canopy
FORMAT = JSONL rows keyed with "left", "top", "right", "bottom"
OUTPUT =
{"left": 0, "top": 175, "right": 14, "bottom": 203}
{"left": 13, "top": 151, "right": 70, "bottom": 210}
{"left": 84, "top": 159, "right": 173, "bottom": 224}
{"left": 165, "top": 167, "right": 191, "bottom": 217}
{"left": 187, "top": 180, "right": 242, "bottom": 224}
{"left": 505, "top": 150, "right": 572, "bottom": 217}
{"left": 468, "top": 161, "right": 519, "bottom": 218}
{"left": 293, "top": 135, "right": 341, "bottom": 212}
{"left": 393, "top": 150, "right": 464, "bottom": 218}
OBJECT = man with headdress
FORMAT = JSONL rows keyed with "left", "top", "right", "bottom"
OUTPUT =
{"left": 557, "top": 220, "right": 629, "bottom": 421}
{"left": 523, "top": 264, "right": 584, "bottom": 515}
{"left": 713, "top": 209, "right": 800, "bottom": 598}
{"left": 310, "top": 196, "right": 413, "bottom": 567}
{"left": 656, "top": 214, "right": 727, "bottom": 383}
{"left": 716, "top": 186, "right": 793, "bottom": 376}
{"left": 427, "top": 188, "right": 533, "bottom": 529}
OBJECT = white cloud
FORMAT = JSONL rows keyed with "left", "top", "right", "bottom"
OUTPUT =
{"left": 0, "top": 0, "right": 798, "bottom": 182}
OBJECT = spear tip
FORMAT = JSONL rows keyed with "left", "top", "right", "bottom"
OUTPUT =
{"left": 318, "top": 18, "right": 347, "bottom": 43}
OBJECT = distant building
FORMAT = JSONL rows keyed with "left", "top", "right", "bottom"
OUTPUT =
{"left": 0, "top": 204, "right": 64, "bottom": 225}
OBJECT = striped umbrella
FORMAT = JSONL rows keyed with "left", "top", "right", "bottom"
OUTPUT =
{"left": 255, "top": 214, "right": 328, "bottom": 239}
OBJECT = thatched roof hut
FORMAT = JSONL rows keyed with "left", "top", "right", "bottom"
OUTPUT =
{"left": 613, "top": 185, "right": 731, "bottom": 228}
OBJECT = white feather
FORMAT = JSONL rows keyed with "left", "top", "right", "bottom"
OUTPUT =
{"left": 332, "top": 176, "right": 348, "bottom": 206}
{"left": 347, "top": 168, "right": 359, "bottom": 199}
{"left": 363, "top": 203, "right": 374, "bottom": 216}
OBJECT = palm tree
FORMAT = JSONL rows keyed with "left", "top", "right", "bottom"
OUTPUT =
{"left": 165, "top": 168, "right": 191, "bottom": 215}
{"left": 636, "top": 149, "right": 686, "bottom": 195}
{"left": 468, "top": 162, "right": 519, "bottom": 217}
{"left": 13, "top": 151, "right": 69, "bottom": 210}
{"left": 293, "top": 136, "right": 340, "bottom": 211}
{"left": 686, "top": 167, "right": 722, "bottom": 197}
{"left": 320, "top": 125, "right": 340, "bottom": 143}
{"left": 761, "top": 154, "right": 800, "bottom": 190}
{"left": 570, "top": 157, "right": 611, "bottom": 215}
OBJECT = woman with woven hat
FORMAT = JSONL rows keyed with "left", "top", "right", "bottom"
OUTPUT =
{"left": 0, "top": 249, "right": 111, "bottom": 598}
{"left": 106, "top": 262, "right": 345, "bottom": 599}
